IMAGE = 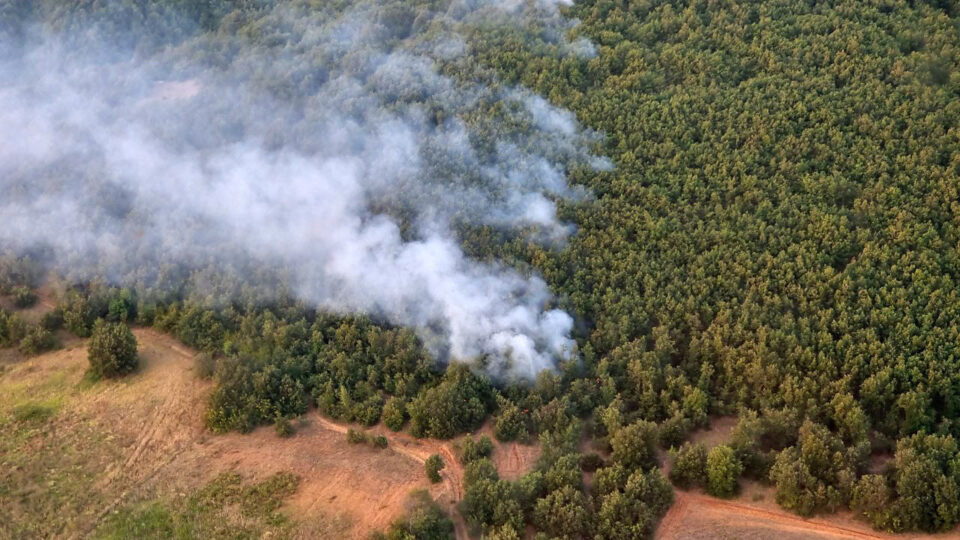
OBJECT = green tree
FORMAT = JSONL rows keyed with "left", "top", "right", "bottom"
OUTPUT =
{"left": 768, "top": 421, "right": 858, "bottom": 516}
{"left": 532, "top": 485, "right": 590, "bottom": 539}
{"left": 382, "top": 397, "right": 406, "bottom": 431}
{"left": 610, "top": 420, "right": 659, "bottom": 470}
{"left": 669, "top": 442, "right": 707, "bottom": 489}
{"left": 705, "top": 445, "right": 742, "bottom": 498}
{"left": 425, "top": 454, "right": 444, "bottom": 484}
{"left": 87, "top": 319, "right": 138, "bottom": 379}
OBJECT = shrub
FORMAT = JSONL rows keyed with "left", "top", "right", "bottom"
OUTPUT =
{"left": 382, "top": 397, "right": 406, "bottom": 431}
{"left": 12, "top": 401, "right": 58, "bottom": 424}
{"left": 40, "top": 308, "right": 64, "bottom": 331}
{"left": 611, "top": 420, "right": 659, "bottom": 470}
{"left": 595, "top": 468, "right": 674, "bottom": 539}
{"left": 87, "top": 319, "right": 138, "bottom": 379}
{"left": 347, "top": 428, "right": 367, "bottom": 444}
{"left": 195, "top": 352, "right": 216, "bottom": 379}
{"left": 374, "top": 490, "right": 454, "bottom": 540}
{"left": 658, "top": 412, "right": 691, "bottom": 449}
{"left": 407, "top": 364, "right": 491, "bottom": 439}
{"left": 706, "top": 445, "right": 742, "bottom": 498}
{"left": 18, "top": 326, "right": 57, "bottom": 356}
{"left": 459, "top": 435, "right": 494, "bottom": 464}
{"left": 425, "top": 454, "right": 444, "bottom": 483}
{"left": 12, "top": 286, "right": 36, "bottom": 308}
{"left": 851, "top": 474, "right": 892, "bottom": 529}
{"left": 0, "top": 309, "right": 27, "bottom": 347}
{"left": 274, "top": 417, "right": 294, "bottom": 438}
{"left": 494, "top": 395, "right": 528, "bottom": 442}
{"left": 345, "top": 428, "right": 387, "bottom": 449}
{"left": 768, "top": 421, "right": 858, "bottom": 516}
{"left": 580, "top": 453, "right": 605, "bottom": 472}
{"left": 532, "top": 485, "right": 590, "bottom": 539}
{"left": 669, "top": 442, "right": 707, "bottom": 489}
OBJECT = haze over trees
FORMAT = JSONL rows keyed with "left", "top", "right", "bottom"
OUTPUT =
{"left": 1, "top": 0, "right": 959, "bottom": 537}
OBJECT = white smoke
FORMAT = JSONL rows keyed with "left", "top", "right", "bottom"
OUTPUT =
{"left": 0, "top": 1, "right": 604, "bottom": 379}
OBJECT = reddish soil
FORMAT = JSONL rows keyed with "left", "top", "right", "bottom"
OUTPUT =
{"left": 474, "top": 422, "right": 541, "bottom": 481}
{"left": 657, "top": 483, "right": 936, "bottom": 540}
{"left": 4, "top": 327, "right": 547, "bottom": 539}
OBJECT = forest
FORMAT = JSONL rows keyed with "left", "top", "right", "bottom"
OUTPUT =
{"left": 2, "top": 0, "right": 960, "bottom": 538}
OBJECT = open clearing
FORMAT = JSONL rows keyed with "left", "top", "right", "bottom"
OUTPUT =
{"left": 656, "top": 486, "right": 933, "bottom": 540}
{"left": 0, "top": 325, "right": 542, "bottom": 539}
{"left": 655, "top": 419, "right": 938, "bottom": 540}
{"left": 0, "top": 328, "right": 449, "bottom": 538}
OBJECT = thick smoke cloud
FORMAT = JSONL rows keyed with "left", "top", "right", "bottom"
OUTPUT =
{"left": 0, "top": 0, "right": 604, "bottom": 379}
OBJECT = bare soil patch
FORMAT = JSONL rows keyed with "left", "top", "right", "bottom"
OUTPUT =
{"left": 473, "top": 422, "right": 541, "bottom": 481}
{"left": 656, "top": 482, "right": 936, "bottom": 540}
{"left": 688, "top": 415, "right": 738, "bottom": 449}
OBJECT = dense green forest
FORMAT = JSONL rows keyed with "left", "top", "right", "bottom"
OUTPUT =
{"left": 2, "top": 0, "right": 960, "bottom": 537}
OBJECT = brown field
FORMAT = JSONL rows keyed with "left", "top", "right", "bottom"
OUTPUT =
{"left": 0, "top": 328, "right": 437, "bottom": 538}
{"left": 0, "top": 322, "right": 546, "bottom": 539}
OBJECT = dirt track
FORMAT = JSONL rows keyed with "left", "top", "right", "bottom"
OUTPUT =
{"left": 656, "top": 489, "right": 931, "bottom": 540}
{"left": 312, "top": 416, "right": 470, "bottom": 540}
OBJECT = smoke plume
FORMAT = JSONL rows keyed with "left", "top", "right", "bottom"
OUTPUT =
{"left": 0, "top": 0, "right": 605, "bottom": 379}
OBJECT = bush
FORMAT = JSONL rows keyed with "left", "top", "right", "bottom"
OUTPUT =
{"left": 669, "top": 442, "right": 707, "bottom": 489}
{"left": 274, "top": 417, "right": 294, "bottom": 438}
{"left": 494, "top": 395, "right": 528, "bottom": 442}
{"left": 768, "top": 421, "right": 858, "bottom": 516}
{"left": 595, "top": 468, "right": 674, "bottom": 539}
{"left": 374, "top": 490, "right": 454, "bottom": 540}
{"left": 195, "top": 352, "right": 216, "bottom": 379}
{"left": 40, "top": 308, "right": 64, "bottom": 331}
{"left": 851, "top": 474, "right": 892, "bottom": 529}
{"left": 532, "top": 485, "right": 590, "bottom": 538}
{"left": 12, "top": 286, "right": 36, "bottom": 308}
{"left": 18, "top": 326, "right": 57, "bottom": 356}
{"left": 611, "top": 420, "right": 659, "bottom": 470}
{"left": 346, "top": 428, "right": 387, "bottom": 449}
{"left": 382, "top": 397, "right": 406, "bottom": 431}
{"left": 706, "top": 445, "right": 742, "bottom": 498}
{"left": 459, "top": 436, "right": 494, "bottom": 464}
{"left": 407, "top": 364, "right": 491, "bottom": 439}
{"left": 425, "top": 454, "right": 444, "bottom": 483}
{"left": 0, "top": 309, "right": 27, "bottom": 347}
{"left": 580, "top": 453, "right": 605, "bottom": 472}
{"left": 658, "top": 412, "right": 691, "bottom": 449}
{"left": 87, "top": 319, "right": 138, "bottom": 379}
{"left": 347, "top": 428, "right": 367, "bottom": 444}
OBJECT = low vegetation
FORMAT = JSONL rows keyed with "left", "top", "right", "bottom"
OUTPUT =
{"left": 373, "top": 490, "right": 454, "bottom": 540}
{"left": 425, "top": 454, "right": 444, "bottom": 484}
{"left": 96, "top": 472, "right": 300, "bottom": 539}
{"left": 346, "top": 428, "right": 388, "bottom": 449}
